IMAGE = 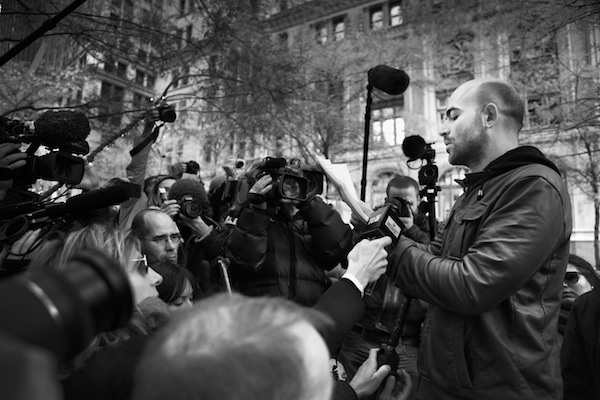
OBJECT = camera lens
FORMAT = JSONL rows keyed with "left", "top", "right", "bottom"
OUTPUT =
{"left": 181, "top": 196, "right": 203, "bottom": 218}
{"left": 282, "top": 177, "right": 301, "bottom": 198}
{"left": 0, "top": 249, "right": 133, "bottom": 362}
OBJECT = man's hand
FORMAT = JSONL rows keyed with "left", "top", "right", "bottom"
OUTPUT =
{"left": 248, "top": 174, "right": 273, "bottom": 210}
{"left": 6, "top": 228, "right": 42, "bottom": 259}
{"left": 160, "top": 199, "right": 181, "bottom": 218}
{"left": 0, "top": 143, "right": 27, "bottom": 198}
{"left": 377, "top": 369, "right": 413, "bottom": 400}
{"left": 346, "top": 236, "right": 392, "bottom": 288}
{"left": 349, "top": 348, "right": 392, "bottom": 399}
{"left": 178, "top": 214, "right": 213, "bottom": 240}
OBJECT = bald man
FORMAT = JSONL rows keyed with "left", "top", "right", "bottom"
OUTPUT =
{"left": 389, "top": 78, "right": 571, "bottom": 399}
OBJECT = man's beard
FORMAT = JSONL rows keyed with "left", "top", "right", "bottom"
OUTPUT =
{"left": 449, "top": 119, "right": 488, "bottom": 169}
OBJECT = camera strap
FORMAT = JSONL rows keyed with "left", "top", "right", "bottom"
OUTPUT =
{"left": 129, "top": 125, "right": 161, "bottom": 157}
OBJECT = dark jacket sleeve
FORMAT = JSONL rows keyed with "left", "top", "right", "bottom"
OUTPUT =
{"left": 313, "top": 278, "right": 364, "bottom": 355}
{"left": 225, "top": 206, "right": 270, "bottom": 276}
{"left": 561, "top": 290, "right": 600, "bottom": 400}
{"left": 333, "top": 381, "right": 358, "bottom": 400}
{"left": 298, "top": 197, "right": 354, "bottom": 270}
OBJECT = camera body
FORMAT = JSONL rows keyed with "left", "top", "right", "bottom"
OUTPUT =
{"left": 157, "top": 103, "right": 176, "bottom": 122}
{"left": 247, "top": 157, "right": 309, "bottom": 203}
{"left": 179, "top": 195, "right": 203, "bottom": 218}
{"left": 185, "top": 160, "right": 200, "bottom": 175}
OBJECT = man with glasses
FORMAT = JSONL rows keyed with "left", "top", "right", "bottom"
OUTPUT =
{"left": 131, "top": 209, "right": 184, "bottom": 265}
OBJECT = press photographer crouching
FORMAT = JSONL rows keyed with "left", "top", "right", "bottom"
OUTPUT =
{"left": 225, "top": 157, "right": 354, "bottom": 307}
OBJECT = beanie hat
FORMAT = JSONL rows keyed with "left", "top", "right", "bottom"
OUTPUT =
{"left": 208, "top": 175, "right": 227, "bottom": 196}
{"left": 168, "top": 179, "right": 207, "bottom": 202}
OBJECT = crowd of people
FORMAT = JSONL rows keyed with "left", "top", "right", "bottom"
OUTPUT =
{"left": 0, "top": 77, "right": 598, "bottom": 400}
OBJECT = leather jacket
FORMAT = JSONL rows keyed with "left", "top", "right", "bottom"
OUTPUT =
{"left": 391, "top": 146, "right": 572, "bottom": 399}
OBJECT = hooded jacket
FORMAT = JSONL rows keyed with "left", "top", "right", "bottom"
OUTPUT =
{"left": 391, "top": 146, "right": 572, "bottom": 399}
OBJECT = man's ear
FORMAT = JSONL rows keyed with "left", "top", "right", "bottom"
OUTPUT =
{"left": 483, "top": 103, "right": 499, "bottom": 128}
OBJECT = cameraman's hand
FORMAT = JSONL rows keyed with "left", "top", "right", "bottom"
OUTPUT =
{"left": 160, "top": 199, "right": 181, "bottom": 218}
{"left": 0, "top": 143, "right": 27, "bottom": 197}
{"left": 377, "top": 369, "right": 413, "bottom": 400}
{"left": 143, "top": 109, "right": 160, "bottom": 131}
{"left": 347, "top": 236, "right": 391, "bottom": 288}
{"left": 179, "top": 214, "right": 212, "bottom": 240}
{"left": 6, "top": 228, "right": 42, "bottom": 259}
{"left": 350, "top": 348, "right": 392, "bottom": 399}
{"left": 399, "top": 209, "right": 414, "bottom": 230}
{"left": 248, "top": 175, "right": 273, "bottom": 210}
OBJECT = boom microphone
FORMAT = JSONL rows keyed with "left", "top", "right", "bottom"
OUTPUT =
{"left": 42, "top": 184, "right": 140, "bottom": 217}
{"left": 367, "top": 65, "right": 410, "bottom": 95}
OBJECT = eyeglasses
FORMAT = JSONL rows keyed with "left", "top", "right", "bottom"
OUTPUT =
{"left": 131, "top": 254, "right": 148, "bottom": 274}
{"left": 564, "top": 271, "right": 580, "bottom": 285}
{"left": 141, "top": 233, "right": 184, "bottom": 247}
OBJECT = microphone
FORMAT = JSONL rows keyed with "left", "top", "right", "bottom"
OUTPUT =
{"left": 34, "top": 110, "right": 91, "bottom": 155}
{"left": 367, "top": 65, "right": 410, "bottom": 95}
{"left": 42, "top": 184, "right": 140, "bottom": 217}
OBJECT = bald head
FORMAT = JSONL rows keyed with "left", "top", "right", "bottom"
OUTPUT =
{"left": 453, "top": 78, "right": 524, "bottom": 131}
{"left": 441, "top": 78, "right": 524, "bottom": 171}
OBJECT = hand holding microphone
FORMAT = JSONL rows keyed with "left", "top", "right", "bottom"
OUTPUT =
{"left": 346, "top": 236, "right": 392, "bottom": 289}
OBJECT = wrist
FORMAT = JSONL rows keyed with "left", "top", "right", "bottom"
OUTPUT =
{"left": 342, "top": 271, "right": 365, "bottom": 297}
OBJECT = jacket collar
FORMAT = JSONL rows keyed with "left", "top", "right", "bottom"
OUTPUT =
{"left": 456, "top": 146, "right": 560, "bottom": 189}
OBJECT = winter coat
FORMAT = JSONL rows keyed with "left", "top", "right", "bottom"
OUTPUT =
{"left": 226, "top": 196, "right": 354, "bottom": 307}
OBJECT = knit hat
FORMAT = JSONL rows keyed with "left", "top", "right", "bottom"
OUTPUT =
{"left": 168, "top": 179, "right": 208, "bottom": 202}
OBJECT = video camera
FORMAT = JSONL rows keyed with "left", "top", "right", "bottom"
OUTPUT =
{"left": 0, "top": 249, "right": 133, "bottom": 363}
{"left": 246, "top": 157, "right": 309, "bottom": 203}
{"left": 0, "top": 184, "right": 140, "bottom": 245}
{"left": 0, "top": 110, "right": 91, "bottom": 185}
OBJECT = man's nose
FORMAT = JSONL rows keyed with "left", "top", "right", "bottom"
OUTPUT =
{"left": 439, "top": 122, "right": 449, "bottom": 137}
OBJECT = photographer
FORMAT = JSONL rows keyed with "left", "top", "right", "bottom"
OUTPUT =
{"left": 163, "top": 178, "right": 228, "bottom": 299}
{"left": 225, "top": 158, "right": 354, "bottom": 307}
{"left": 339, "top": 176, "right": 430, "bottom": 399}
{"left": 118, "top": 108, "right": 179, "bottom": 230}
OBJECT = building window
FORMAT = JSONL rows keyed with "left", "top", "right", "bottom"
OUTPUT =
{"left": 116, "top": 62, "right": 127, "bottom": 78}
{"left": 278, "top": 32, "right": 288, "bottom": 48}
{"left": 372, "top": 105, "right": 405, "bottom": 146}
{"left": 179, "top": 0, "right": 186, "bottom": 14}
{"left": 315, "top": 22, "right": 327, "bottom": 45}
{"left": 435, "top": 90, "right": 451, "bottom": 125}
{"left": 175, "top": 28, "right": 183, "bottom": 49}
{"left": 146, "top": 74, "right": 156, "bottom": 88}
{"left": 135, "top": 70, "right": 146, "bottom": 85}
{"left": 99, "top": 81, "right": 124, "bottom": 126}
{"left": 186, "top": 24, "right": 193, "bottom": 43}
{"left": 333, "top": 17, "right": 345, "bottom": 41}
{"left": 390, "top": 2, "right": 403, "bottom": 26}
{"left": 104, "top": 57, "right": 114, "bottom": 73}
{"left": 132, "top": 93, "right": 146, "bottom": 110}
{"left": 370, "top": 6, "right": 383, "bottom": 30}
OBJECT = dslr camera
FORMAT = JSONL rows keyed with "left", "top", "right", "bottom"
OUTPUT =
{"left": 157, "top": 103, "right": 176, "bottom": 123}
{"left": 179, "top": 195, "right": 203, "bottom": 218}
{"left": 247, "top": 157, "right": 309, "bottom": 203}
